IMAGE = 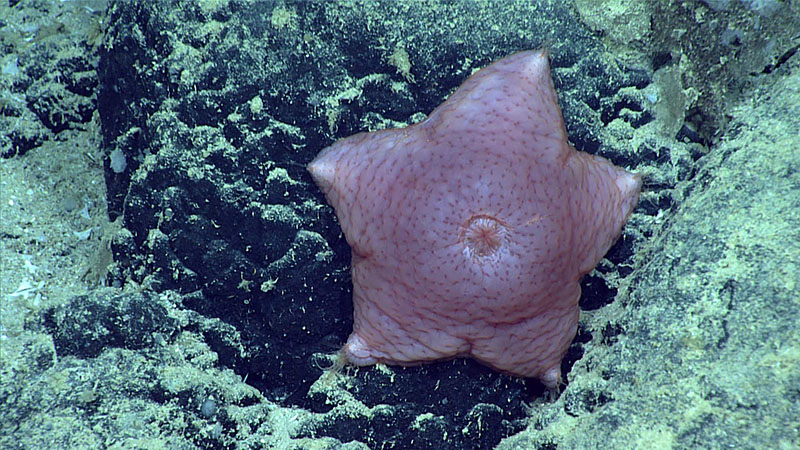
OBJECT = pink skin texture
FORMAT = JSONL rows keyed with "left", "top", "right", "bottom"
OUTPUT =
{"left": 307, "top": 50, "right": 641, "bottom": 389}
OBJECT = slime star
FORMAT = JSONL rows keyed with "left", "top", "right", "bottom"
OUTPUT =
{"left": 307, "top": 50, "right": 641, "bottom": 389}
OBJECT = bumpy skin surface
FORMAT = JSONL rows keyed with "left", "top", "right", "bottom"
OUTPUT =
{"left": 307, "top": 50, "right": 641, "bottom": 388}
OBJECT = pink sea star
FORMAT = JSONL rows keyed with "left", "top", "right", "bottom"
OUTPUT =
{"left": 308, "top": 50, "right": 641, "bottom": 389}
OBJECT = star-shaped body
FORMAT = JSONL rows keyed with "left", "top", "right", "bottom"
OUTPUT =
{"left": 308, "top": 50, "right": 640, "bottom": 389}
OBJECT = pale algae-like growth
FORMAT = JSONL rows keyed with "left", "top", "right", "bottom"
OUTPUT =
{"left": 1, "top": 0, "right": 798, "bottom": 448}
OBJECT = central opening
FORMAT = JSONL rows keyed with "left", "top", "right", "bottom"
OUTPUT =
{"left": 460, "top": 215, "right": 510, "bottom": 258}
